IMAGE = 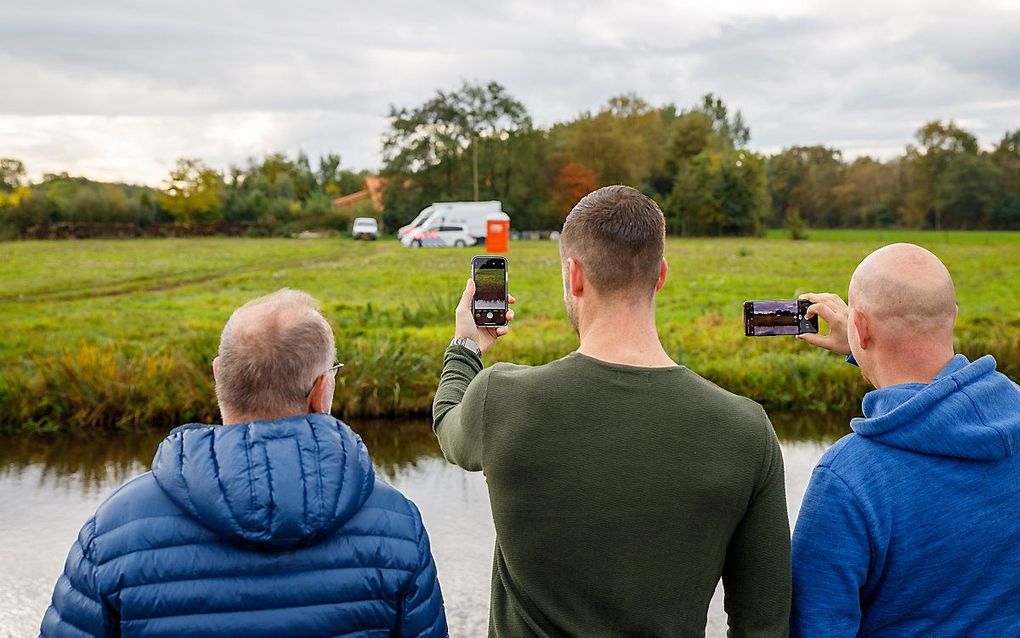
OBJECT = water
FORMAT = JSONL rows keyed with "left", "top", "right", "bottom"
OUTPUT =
{"left": 0, "top": 415, "right": 846, "bottom": 637}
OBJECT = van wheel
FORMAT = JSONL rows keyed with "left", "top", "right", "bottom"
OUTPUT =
{"left": 454, "top": 240, "right": 466, "bottom": 248}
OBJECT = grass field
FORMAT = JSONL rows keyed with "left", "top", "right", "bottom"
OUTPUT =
{"left": 1, "top": 230, "right": 1018, "bottom": 432}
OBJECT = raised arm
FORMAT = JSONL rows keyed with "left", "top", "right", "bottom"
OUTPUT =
{"left": 431, "top": 278, "right": 515, "bottom": 471}
{"left": 433, "top": 346, "right": 491, "bottom": 470}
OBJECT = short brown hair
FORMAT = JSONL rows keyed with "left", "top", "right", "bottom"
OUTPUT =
{"left": 559, "top": 185, "right": 665, "bottom": 296}
{"left": 216, "top": 289, "right": 335, "bottom": 418}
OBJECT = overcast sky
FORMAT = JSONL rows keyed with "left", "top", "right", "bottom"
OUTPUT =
{"left": 2, "top": 0, "right": 1018, "bottom": 185}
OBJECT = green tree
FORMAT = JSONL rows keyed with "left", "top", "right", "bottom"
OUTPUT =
{"left": 0, "top": 159, "right": 26, "bottom": 192}
{"left": 317, "top": 154, "right": 343, "bottom": 195}
{"left": 662, "top": 95, "right": 766, "bottom": 236}
{"left": 667, "top": 150, "right": 768, "bottom": 236}
{"left": 381, "top": 80, "right": 534, "bottom": 230}
{"left": 383, "top": 81, "right": 530, "bottom": 198}
{"left": 906, "top": 120, "right": 979, "bottom": 229}
{"left": 767, "top": 146, "right": 846, "bottom": 227}
{"left": 67, "top": 189, "right": 106, "bottom": 222}
{"left": 160, "top": 159, "right": 223, "bottom": 222}
{"left": 992, "top": 130, "right": 1020, "bottom": 193}
{"left": 935, "top": 153, "right": 1003, "bottom": 229}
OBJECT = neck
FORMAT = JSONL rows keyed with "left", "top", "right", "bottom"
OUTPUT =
{"left": 220, "top": 408, "right": 311, "bottom": 425}
{"left": 867, "top": 346, "right": 956, "bottom": 389}
{"left": 576, "top": 298, "right": 675, "bottom": 368}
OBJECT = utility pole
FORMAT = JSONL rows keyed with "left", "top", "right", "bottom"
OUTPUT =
{"left": 472, "top": 140, "right": 479, "bottom": 201}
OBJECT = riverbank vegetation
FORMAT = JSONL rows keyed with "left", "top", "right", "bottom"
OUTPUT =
{"left": 1, "top": 231, "right": 1016, "bottom": 432}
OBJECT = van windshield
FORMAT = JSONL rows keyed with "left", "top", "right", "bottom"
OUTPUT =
{"left": 409, "top": 208, "right": 432, "bottom": 227}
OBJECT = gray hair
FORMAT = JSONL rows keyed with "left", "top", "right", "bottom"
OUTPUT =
{"left": 215, "top": 289, "right": 335, "bottom": 418}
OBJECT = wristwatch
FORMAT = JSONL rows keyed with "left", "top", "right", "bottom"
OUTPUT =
{"left": 450, "top": 337, "right": 482, "bottom": 357}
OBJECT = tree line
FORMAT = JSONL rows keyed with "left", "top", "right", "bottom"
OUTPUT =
{"left": 1, "top": 81, "right": 1018, "bottom": 239}
{"left": 0, "top": 153, "right": 372, "bottom": 239}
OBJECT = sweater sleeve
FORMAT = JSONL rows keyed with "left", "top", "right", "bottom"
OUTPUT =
{"left": 790, "top": 465, "right": 870, "bottom": 638}
{"left": 40, "top": 518, "right": 113, "bottom": 637}
{"left": 722, "top": 413, "right": 792, "bottom": 638}
{"left": 432, "top": 345, "right": 491, "bottom": 472}
{"left": 396, "top": 502, "right": 449, "bottom": 638}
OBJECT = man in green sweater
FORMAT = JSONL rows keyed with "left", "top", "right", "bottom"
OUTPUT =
{"left": 433, "top": 185, "right": 791, "bottom": 637}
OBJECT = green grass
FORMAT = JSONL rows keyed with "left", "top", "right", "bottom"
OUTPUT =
{"left": 1, "top": 232, "right": 1017, "bottom": 432}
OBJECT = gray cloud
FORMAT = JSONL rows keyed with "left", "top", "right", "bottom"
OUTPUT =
{"left": 1, "top": 0, "right": 1017, "bottom": 184}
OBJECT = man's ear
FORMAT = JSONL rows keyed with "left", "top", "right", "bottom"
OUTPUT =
{"left": 567, "top": 258, "right": 584, "bottom": 297}
{"left": 212, "top": 356, "right": 220, "bottom": 382}
{"left": 655, "top": 258, "right": 668, "bottom": 292}
{"left": 307, "top": 374, "right": 328, "bottom": 414}
{"left": 852, "top": 308, "right": 871, "bottom": 350}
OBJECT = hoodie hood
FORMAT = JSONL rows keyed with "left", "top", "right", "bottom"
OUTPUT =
{"left": 851, "top": 354, "right": 1020, "bottom": 461}
{"left": 152, "top": 413, "right": 375, "bottom": 551}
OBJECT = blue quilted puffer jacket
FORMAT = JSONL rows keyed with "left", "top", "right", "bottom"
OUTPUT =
{"left": 40, "top": 414, "right": 448, "bottom": 637}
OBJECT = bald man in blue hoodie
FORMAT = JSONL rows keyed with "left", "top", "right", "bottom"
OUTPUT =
{"left": 791, "top": 243, "right": 1020, "bottom": 637}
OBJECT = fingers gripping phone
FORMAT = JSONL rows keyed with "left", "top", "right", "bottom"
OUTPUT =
{"left": 472, "top": 255, "right": 508, "bottom": 327}
{"left": 744, "top": 299, "right": 819, "bottom": 337}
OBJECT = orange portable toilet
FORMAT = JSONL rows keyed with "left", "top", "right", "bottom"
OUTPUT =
{"left": 485, "top": 213, "right": 510, "bottom": 253}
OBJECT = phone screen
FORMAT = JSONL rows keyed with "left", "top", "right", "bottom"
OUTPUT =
{"left": 472, "top": 256, "right": 508, "bottom": 327}
{"left": 744, "top": 299, "right": 818, "bottom": 336}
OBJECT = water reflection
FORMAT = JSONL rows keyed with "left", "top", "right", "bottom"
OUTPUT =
{"left": 0, "top": 414, "right": 851, "bottom": 637}
{"left": 0, "top": 418, "right": 460, "bottom": 490}
{"left": 0, "top": 413, "right": 851, "bottom": 488}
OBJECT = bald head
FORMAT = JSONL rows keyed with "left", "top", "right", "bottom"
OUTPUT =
{"left": 849, "top": 243, "right": 957, "bottom": 334}
{"left": 216, "top": 289, "right": 335, "bottom": 420}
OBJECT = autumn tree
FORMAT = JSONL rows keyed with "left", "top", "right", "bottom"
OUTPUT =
{"left": 551, "top": 163, "right": 599, "bottom": 221}
{"left": 160, "top": 159, "right": 223, "bottom": 222}
{"left": 553, "top": 94, "right": 667, "bottom": 190}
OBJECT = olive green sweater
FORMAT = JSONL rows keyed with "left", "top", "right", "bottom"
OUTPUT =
{"left": 433, "top": 345, "right": 791, "bottom": 638}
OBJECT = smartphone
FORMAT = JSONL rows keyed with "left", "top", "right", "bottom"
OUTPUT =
{"left": 472, "top": 255, "right": 508, "bottom": 327}
{"left": 744, "top": 299, "right": 819, "bottom": 337}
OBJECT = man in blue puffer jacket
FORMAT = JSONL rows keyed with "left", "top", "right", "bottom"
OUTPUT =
{"left": 40, "top": 289, "right": 448, "bottom": 637}
{"left": 792, "top": 243, "right": 1020, "bottom": 636}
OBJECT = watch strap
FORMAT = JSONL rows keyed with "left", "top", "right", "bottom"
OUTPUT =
{"left": 450, "top": 337, "right": 482, "bottom": 357}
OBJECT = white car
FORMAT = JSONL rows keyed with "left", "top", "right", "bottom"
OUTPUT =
{"left": 352, "top": 217, "right": 378, "bottom": 240}
{"left": 402, "top": 223, "right": 474, "bottom": 248}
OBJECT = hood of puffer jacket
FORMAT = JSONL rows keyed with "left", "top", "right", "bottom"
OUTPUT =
{"left": 851, "top": 354, "right": 1020, "bottom": 461}
{"left": 152, "top": 413, "right": 375, "bottom": 551}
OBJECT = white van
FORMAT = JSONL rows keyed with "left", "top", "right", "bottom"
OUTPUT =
{"left": 398, "top": 201, "right": 504, "bottom": 245}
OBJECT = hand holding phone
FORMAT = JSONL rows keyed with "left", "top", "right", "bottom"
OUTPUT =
{"left": 796, "top": 293, "right": 851, "bottom": 355}
{"left": 452, "top": 256, "right": 515, "bottom": 355}
{"left": 472, "top": 256, "right": 508, "bottom": 327}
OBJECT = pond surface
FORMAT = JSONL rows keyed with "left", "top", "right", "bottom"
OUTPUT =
{"left": 0, "top": 414, "right": 848, "bottom": 637}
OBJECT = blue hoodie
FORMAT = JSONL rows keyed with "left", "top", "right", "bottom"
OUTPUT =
{"left": 41, "top": 414, "right": 448, "bottom": 637}
{"left": 791, "top": 355, "right": 1020, "bottom": 637}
